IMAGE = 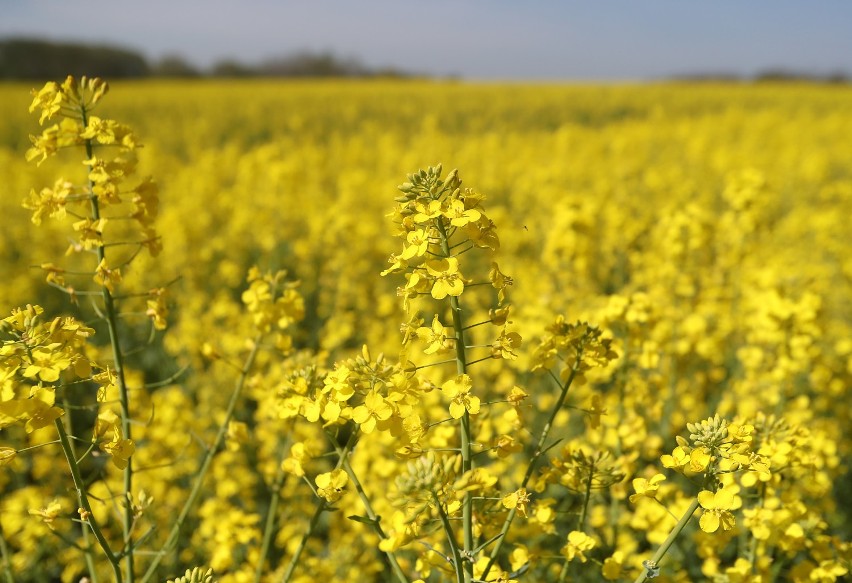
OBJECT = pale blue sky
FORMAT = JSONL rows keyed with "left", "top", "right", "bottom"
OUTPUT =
{"left": 1, "top": 0, "right": 851, "bottom": 79}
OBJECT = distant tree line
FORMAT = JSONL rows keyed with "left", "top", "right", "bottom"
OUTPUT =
{"left": 0, "top": 38, "right": 413, "bottom": 80}
{"left": 1, "top": 37, "right": 848, "bottom": 83}
{"left": 668, "top": 68, "right": 849, "bottom": 84}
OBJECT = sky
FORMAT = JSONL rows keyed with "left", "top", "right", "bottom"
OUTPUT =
{"left": 2, "top": 0, "right": 851, "bottom": 80}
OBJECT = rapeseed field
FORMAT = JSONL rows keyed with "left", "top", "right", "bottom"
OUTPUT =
{"left": 0, "top": 78, "right": 850, "bottom": 582}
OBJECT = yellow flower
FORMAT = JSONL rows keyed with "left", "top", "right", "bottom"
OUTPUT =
{"left": 454, "top": 468, "right": 498, "bottom": 492}
{"left": 445, "top": 198, "right": 481, "bottom": 227}
{"left": 93, "top": 258, "right": 122, "bottom": 293}
{"left": 412, "top": 199, "right": 443, "bottom": 223}
{"left": 352, "top": 390, "right": 394, "bottom": 433}
{"left": 501, "top": 488, "right": 530, "bottom": 517}
{"left": 425, "top": 257, "right": 464, "bottom": 299}
{"left": 102, "top": 426, "right": 135, "bottom": 470}
{"left": 401, "top": 228, "right": 432, "bottom": 259}
{"left": 660, "top": 446, "right": 690, "bottom": 470}
{"left": 561, "top": 530, "right": 595, "bottom": 563}
{"left": 602, "top": 551, "right": 625, "bottom": 580}
{"left": 441, "top": 374, "right": 480, "bottom": 418}
{"left": 281, "top": 442, "right": 311, "bottom": 477}
{"left": 493, "top": 434, "right": 523, "bottom": 458}
{"left": 491, "top": 327, "right": 522, "bottom": 360}
{"left": 226, "top": 420, "right": 250, "bottom": 451}
{"left": 629, "top": 473, "right": 666, "bottom": 503}
{"left": 22, "top": 346, "right": 72, "bottom": 383}
{"left": 698, "top": 486, "right": 741, "bottom": 533}
{"left": 488, "top": 261, "right": 513, "bottom": 304}
{"left": 316, "top": 468, "right": 348, "bottom": 502}
{"left": 322, "top": 365, "right": 355, "bottom": 402}
{"left": 29, "top": 499, "right": 63, "bottom": 530}
{"left": 29, "top": 81, "right": 64, "bottom": 125}
{"left": 0, "top": 447, "right": 17, "bottom": 466}
{"left": 688, "top": 447, "right": 712, "bottom": 473}
{"left": 587, "top": 393, "right": 607, "bottom": 429}
{"left": 417, "top": 315, "right": 455, "bottom": 355}
{"left": 507, "top": 386, "right": 528, "bottom": 407}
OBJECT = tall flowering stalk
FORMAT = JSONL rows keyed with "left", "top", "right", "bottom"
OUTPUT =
{"left": 382, "top": 165, "right": 515, "bottom": 582}
{"left": 23, "top": 76, "right": 163, "bottom": 580}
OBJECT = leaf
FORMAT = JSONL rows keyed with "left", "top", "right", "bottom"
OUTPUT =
{"left": 347, "top": 514, "right": 380, "bottom": 526}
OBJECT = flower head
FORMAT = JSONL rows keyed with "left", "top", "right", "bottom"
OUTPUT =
{"left": 441, "top": 374, "right": 480, "bottom": 418}
{"left": 316, "top": 469, "right": 349, "bottom": 503}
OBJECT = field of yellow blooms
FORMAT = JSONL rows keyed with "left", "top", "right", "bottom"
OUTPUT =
{"left": 0, "top": 78, "right": 850, "bottom": 583}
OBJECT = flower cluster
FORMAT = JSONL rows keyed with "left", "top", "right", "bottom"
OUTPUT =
{"left": 24, "top": 77, "right": 163, "bottom": 320}
{"left": 1, "top": 305, "right": 92, "bottom": 433}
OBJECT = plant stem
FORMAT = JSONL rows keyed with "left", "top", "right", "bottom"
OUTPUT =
{"left": 578, "top": 461, "right": 595, "bottom": 532}
{"left": 557, "top": 464, "right": 596, "bottom": 583}
{"left": 433, "top": 493, "right": 465, "bottom": 583}
{"left": 280, "top": 496, "right": 327, "bottom": 583}
{"left": 79, "top": 102, "right": 135, "bottom": 582}
{"left": 280, "top": 431, "right": 359, "bottom": 583}
{"left": 481, "top": 349, "right": 583, "bottom": 579}
{"left": 55, "top": 418, "right": 123, "bottom": 583}
{"left": 435, "top": 219, "right": 473, "bottom": 583}
{"left": 62, "top": 394, "right": 100, "bottom": 583}
{"left": 633, "top": 497, "right": 701, "bottom": 583}
{"left": 0, "top": 522, "right": 15, "bottom": 583}
{"left": 139, "top": 335, "right": 263, "bottom": 583}
{"left": 253, "top": 450, "right": 288, "bottom": 583}
{"left": 340, "top": 452, "right": 409, "bottom": 583}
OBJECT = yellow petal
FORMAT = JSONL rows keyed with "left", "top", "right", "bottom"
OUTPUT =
{"left": 699, "top": 511, "right": 720, "bottom": 533}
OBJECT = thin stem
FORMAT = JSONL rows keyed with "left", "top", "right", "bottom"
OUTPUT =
{"left": 139, "top": 334, "right": 263, "bottom": 583}
{"left": 558, "top": 464, "right": 596, "bottom": 583}
{"left": 62, "top": 393, "right": 100, "bottom": 583}
{"left": 633, "top": 497, "right": 701, "bottom": 583}
{"left": 433, "top": 493, "right": 465, "bottom": 583}
{"left": 465, "top": 355, "right": 494, "bottom": 367}
{"left": 0, "top": 522, "right": 14, "bottom": 583}
{"left": 55, "top": 418, "right": 123, "bottom": 583}
{"left": 280, "top": 431, "right": 359, "bottom": 583}
{"left": 280, "top": 498, "right": 327, "bottom": 583}
{"left": 578, "top": 463, "right": 595, "bottom": 532}
{"left": 254, "top": 453, "right": 287, "bottom": 583}
{"left": 481, "top": 349, "right": 583, "bottom": 579}
{"left": 436, "top": 218, "right": 473, "bottom": 583}
{"left": 14, "top": 440, "right": 61, "bottom": 453}
{"left": 461, "top": 320, "right": 491, "bottom": 331}
{"left": 340, "top": 451, "right": 409, "bottom": 583}
{"left": 79, "top": 102, "right": 135, "bottom": 582}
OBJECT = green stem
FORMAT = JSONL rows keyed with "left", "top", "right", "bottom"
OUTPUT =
{"left": 139, "top": 335, "right": 263, "bottom": 583}
{"left": 557, "top": 464, "right": 596, "bottom": 583}
{"left": 481, "top": 349, "right": 584, "bottom": 579}
{"left": 633, "top": 497, "right": 701, "bottom": 583}
{"left": 62, "top": 394, "right": 100, "bottom": 583}
{"left": 433, "top": 493, "right": 465, "bottom": 583}
{"left": 0, "top": 521, "right": 14, "bottom": 583}
{"left": 55, "top": 418, "right": 123, "bottom": 583}
{"left": 578, "top": 462, "right": 595, "bottom": 532}
{"left": 340, "top": 451, "right": 409, "bottom": 583}
{"left": 280, "top": 498, "right": 327, "bottom": 583}
{"left": 280, "top": 431, "right": 359, "bottom": 583}
{"left": 748, "top": 481, "right": 767, "bottom": 574}
{"left": 79, "top": 102, "right": 135, "bottom": 582}
{"left": 254, "top": 449, "right": 288, "bottom": 583}
{"left": 436, "top": 219, "right": 473, "bottom": 583}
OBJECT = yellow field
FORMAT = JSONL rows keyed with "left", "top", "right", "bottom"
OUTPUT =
{"left": 0, "top": 79, "right": 850, "bottom": 582}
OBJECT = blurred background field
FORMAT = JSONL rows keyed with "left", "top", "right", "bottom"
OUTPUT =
{"left": 2, "top": 79, "right": 851, "bottom": 362}
{"left": 1, "top": 79, "right": 851, "bottom": 580}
